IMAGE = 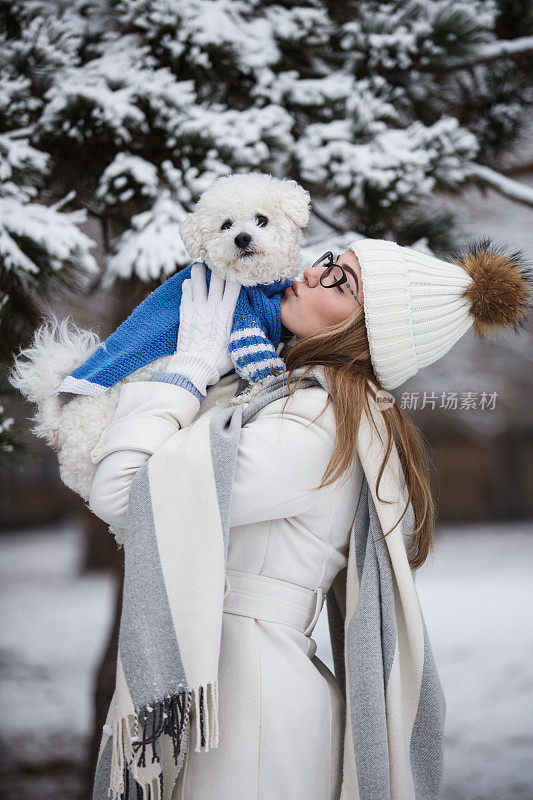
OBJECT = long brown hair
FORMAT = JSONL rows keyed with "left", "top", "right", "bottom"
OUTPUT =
{"left": 276, "top": 305, "right": 435, "bottom": 570}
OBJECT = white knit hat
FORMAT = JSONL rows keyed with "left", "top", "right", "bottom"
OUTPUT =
{"left": 347, "top": 238, "right": 532, "bottom": 390}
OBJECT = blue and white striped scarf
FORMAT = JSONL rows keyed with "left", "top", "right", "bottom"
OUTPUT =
{"left": 55, "top": 262, "right": 291, "bottom": 396}
{"left": 91, "top": 366, "right": 446, "bottom": 800}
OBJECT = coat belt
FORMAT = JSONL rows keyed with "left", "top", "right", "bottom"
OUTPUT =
{"left": 223, "top": 568, "right": 325, "bottom": 636}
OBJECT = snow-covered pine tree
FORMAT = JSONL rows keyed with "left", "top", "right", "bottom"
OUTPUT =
{"left": 2, "top": 0, "right": 532, "bottom": 458}
{"left": 0, "top": 0, "right": 99, "bottom": 457}
{"left": 290, "top": 0, "right": 533, "bottom": 252}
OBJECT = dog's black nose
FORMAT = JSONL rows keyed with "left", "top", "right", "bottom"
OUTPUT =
{"left": 234, "top": 232, "right": 252, "bottom": 249}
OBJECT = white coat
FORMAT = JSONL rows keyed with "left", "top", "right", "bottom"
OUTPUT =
{"left": 88, "top": 370, "right": 364, "bottom": 800}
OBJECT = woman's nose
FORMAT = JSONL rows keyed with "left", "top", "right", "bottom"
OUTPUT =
{"left": 302, "top": 266, "right": 321, "bottom": 285}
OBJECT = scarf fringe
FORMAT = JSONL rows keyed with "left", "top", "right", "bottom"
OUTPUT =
{"left": 107, "top": 682, "right": 219, "bottom": 800}
{"left": 193, "top": 681, "right": 219, "bottom": 753}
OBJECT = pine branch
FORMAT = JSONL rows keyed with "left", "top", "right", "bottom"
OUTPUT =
{"left": 311, "top": 206, "right": 345, "bottom": 234}
{"left": 504, "top": 161, "right": 533, "bottom": 176}
{"left": 470, "top": 164, "right": 533, "bottom": 208}
{"left": 440, "top": 36, "right": 533, "bottom": 71}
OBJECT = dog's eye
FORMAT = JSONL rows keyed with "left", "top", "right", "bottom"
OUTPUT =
{"left": 221, "top": 219, "right": 233, "bottom": 231}
{"left": 256, "top": 215, "right": 268, "bottom": 228}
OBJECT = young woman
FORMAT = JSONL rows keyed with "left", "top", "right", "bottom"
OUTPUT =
{"left": 88, "top": 238, "right": 530, "bottom": 800}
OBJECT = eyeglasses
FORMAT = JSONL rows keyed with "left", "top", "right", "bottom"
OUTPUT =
{"left": 311, "top": 252, "right": 361, "bottom": 306}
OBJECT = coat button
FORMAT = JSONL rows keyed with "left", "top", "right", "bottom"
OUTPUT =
{"left": 90, "top": 440, "right": 104, "bottom": 461}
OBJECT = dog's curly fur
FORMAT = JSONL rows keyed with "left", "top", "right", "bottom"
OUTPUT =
{"left": 9, "top": 312, "right": 171, "bottom": 503}
{"left": 9, "top": 173, "right": 311, "bottom": 544}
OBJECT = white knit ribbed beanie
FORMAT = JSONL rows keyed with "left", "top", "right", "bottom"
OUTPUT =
{"left": 347, "top": 238, "right": 532, "bottom": 391}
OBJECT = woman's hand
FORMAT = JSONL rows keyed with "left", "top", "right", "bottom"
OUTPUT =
{"left": 164, "top": 262, "right": 241, "bottom": 396}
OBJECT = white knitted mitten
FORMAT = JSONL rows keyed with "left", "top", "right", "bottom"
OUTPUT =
{"left": 163, "top": 262, "right": 241, "bottom": 396}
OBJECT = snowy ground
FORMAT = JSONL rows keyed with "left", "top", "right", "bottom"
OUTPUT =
{"left": 414, "top": 524, "right": 533, "bottom": 800}
{"left": 1, "top": 519, "right": 532, "bottom": 800}
{"left": 0, "top": 520, "right": 116, "bottom": 800}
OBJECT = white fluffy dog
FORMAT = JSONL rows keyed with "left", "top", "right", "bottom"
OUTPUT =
{"left": 180, "top": 172, "right": 309, "bottom": 285}
{"left": 10, "top": 172, "right": 310, "bottom": 541}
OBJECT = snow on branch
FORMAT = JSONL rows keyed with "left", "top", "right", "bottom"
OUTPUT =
{"left": 441, "top": 36, "right": 533, "bottom": 71}
{"left": 471, "top": 164, "right": 533, "bottom": 209}
{"left": 103, "top": 193, "right": 189, "bottom": 286}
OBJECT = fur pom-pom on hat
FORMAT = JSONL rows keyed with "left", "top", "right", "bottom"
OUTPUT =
{"left": 456, "top": 237, "right": 533, "bottom": 340}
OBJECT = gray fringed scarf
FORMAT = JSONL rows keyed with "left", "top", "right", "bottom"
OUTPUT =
{"left": 92, "top": 366, "right": 445, "bottom": 800}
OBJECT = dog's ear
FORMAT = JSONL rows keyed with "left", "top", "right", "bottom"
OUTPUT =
{"left": 277, "top": 180, "right": 310, "bottom": 228}
{"left": 180, "top": 214, "right": 204, "bottom": 258}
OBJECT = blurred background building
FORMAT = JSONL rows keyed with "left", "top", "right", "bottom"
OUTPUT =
{"left": 1, "top": 1, "right": 532, "bottom": 798}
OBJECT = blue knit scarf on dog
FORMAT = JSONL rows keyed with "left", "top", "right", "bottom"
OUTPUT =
{"left": 55, "top": 262, "right": 292, "bottom": 396}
